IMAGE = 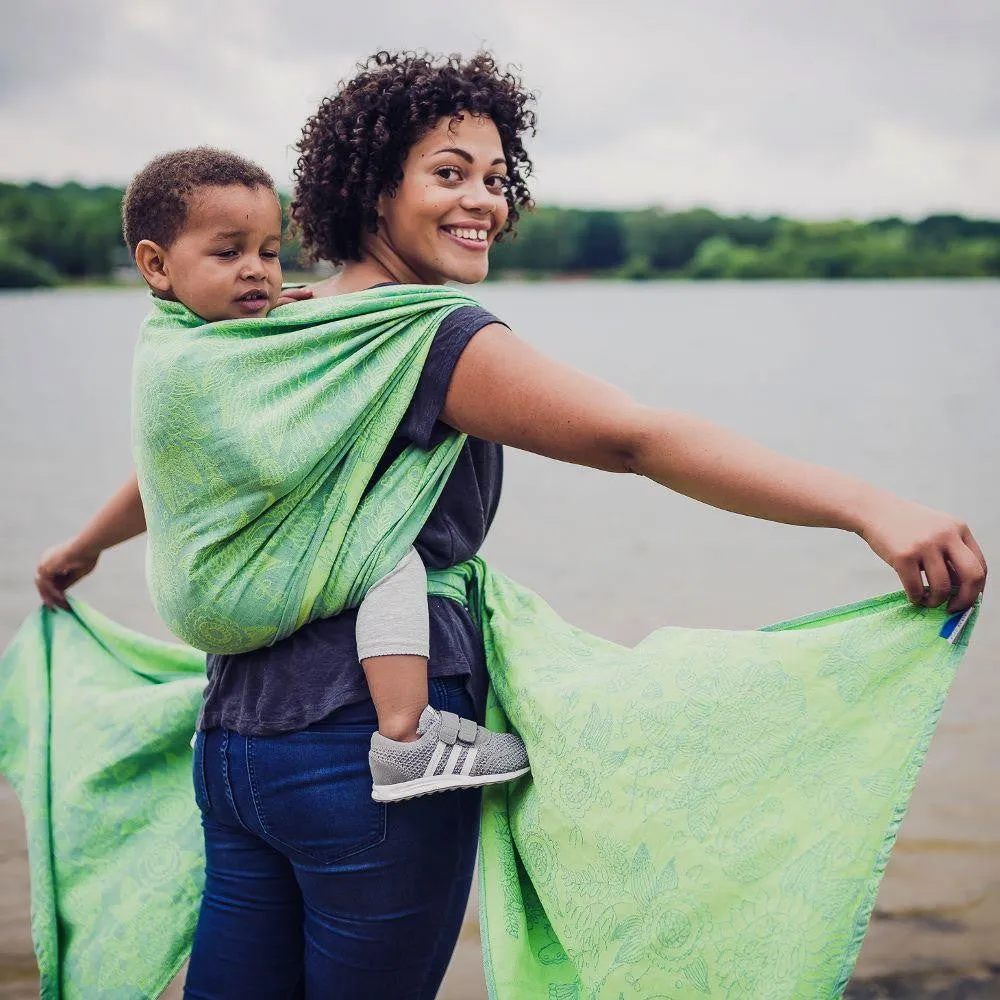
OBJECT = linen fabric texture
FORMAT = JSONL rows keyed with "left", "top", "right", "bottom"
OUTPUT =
{"left": 0, "top": 284, "right": 981, "bottom": 999}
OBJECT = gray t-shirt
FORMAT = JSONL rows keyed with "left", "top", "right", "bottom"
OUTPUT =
{"left": 199, "top": 305, "right": 504, "bottom": 735}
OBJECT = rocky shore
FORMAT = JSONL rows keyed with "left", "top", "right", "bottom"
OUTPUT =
{"left": 4, "top": 946, "right": 1000, "bottom": 1000}
{"left": 845, "top": 968, "right": 1000, "bottom": 999}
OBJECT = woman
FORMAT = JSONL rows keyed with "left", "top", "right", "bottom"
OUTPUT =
{"left": 36, "top": 52, "right": 986, "bottom": 999}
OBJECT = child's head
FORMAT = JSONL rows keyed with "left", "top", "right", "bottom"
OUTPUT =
{"left": 122, "top": 147, "right": 283, "bottom": 321}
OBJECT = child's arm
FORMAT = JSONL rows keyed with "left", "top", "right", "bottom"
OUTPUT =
{"left": 35, "top": 472, "right": 146, "bottom": 609}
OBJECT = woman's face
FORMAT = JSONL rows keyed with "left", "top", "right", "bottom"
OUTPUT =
{"left": 373, "top": 114, "right": 510, "bottom": 285}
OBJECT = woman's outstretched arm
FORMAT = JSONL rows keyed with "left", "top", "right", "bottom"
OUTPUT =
{"left": 441, "top": 324, "right": 987, "bottom": 612}
{"left": 35, "top": 472, "right": 146, "bottom": 609}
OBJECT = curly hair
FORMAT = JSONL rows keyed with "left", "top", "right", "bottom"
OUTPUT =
{"left": 291, "top": 51, "right": 536, "bottom": 264}
{"left": 122, "top": 147, "right": 276, "bottom": 253}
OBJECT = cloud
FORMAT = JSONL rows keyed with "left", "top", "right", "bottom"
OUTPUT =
{"left": 0, "top": 0, "right": 118, "bottom": 97}
{"left": 1, "top": 0, "right": 997, "bottom": 217}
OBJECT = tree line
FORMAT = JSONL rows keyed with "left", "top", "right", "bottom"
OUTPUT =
{"left": 2, "top": 180, "right": 998, "bottom": 288}
{"left": 489, "top": 207, "right": 1000, "bottom": 280}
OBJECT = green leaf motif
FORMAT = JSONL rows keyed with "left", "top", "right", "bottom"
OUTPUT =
{"left": 630, "top": 843, "right": 656, "bottom": 907}
{"left": 681, "top": 955, "right": 711, "bottom": 994}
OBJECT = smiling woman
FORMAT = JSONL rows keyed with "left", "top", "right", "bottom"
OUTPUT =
{"left": 319, "top": 114, "right": 510, "bottom": 287}
{"left": 290, "top": 50, "right": 535, "bottom": 275}
{"left": 21, "top": 47, "right": 988, "bottom": 1000}
{"left": 180, "top": 48, "right": 985, "bottom": 1000}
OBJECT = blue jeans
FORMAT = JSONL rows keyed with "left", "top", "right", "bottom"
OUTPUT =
{"left": 184, "top": 676, "right": 481, "bottom": 1000}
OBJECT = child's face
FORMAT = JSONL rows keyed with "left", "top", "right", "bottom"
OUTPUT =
{"left": 152, "top": 184, "right": 283, "bottom": 321}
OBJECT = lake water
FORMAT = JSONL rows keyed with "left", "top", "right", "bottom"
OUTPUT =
{"left": 1, "top": 281, "right": 997, "bottom": 994}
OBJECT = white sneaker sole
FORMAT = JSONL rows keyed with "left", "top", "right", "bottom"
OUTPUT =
{"left": 371, "top": 766, "right": 530, "bottom": 803}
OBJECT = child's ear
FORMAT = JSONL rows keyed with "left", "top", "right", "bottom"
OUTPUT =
{"left": 134, "top": 240, "right": 172, "bottom": 294}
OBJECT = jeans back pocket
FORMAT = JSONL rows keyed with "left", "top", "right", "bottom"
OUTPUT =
{"left": 246, "top": 726, "right": 386, "bottom": 865}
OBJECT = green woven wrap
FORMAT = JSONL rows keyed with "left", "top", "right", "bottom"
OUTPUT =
{"left": 0, "top": 286, "right": 980, "bottom": 998}
{"left": 473, "top": 575, "right": 977, "bottom": 1000}
{"left": 133, "top": 286, "right": 475, "bottom": 653}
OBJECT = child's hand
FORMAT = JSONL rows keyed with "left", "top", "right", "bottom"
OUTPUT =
{"left": 34, "top": 540, "right": 100, "bottom": 610}
{"left": 857, "top": 496, "right": 987, "bottom": 612}
{"left": 274, "top": 287, "right": 314, "bottom": 308}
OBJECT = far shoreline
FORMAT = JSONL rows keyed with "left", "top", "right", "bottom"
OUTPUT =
{"left": 2, "top": 272, "right": 999, "bottom": 295}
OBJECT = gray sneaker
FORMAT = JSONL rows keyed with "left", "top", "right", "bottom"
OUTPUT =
{"left": 369, "top": 706, "right": 530, "bottom": 802}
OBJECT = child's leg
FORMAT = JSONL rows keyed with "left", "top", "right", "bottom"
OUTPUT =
{"left": 360, "top": 549, "right": 531, "bottom": 803}
{"left": 357, "top": 548, "right": 429, "bottom": 743}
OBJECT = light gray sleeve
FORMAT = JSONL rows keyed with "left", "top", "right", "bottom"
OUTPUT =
{"left": 355, "top": 547, "right": 430, "bottom": 660}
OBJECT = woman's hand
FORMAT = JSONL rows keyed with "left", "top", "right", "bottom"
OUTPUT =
{"left": 273, "top": 287, "right": 314, "bottom": 309}
{"left": 35, "top": 539, "right": 100, "bottom": 610}
{"left": 855, "top": 495, "right": 987, "bottom": 613}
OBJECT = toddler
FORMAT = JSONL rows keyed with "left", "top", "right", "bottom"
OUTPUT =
{"left": 44, "top": 147, "right": 529, "bottom": 802}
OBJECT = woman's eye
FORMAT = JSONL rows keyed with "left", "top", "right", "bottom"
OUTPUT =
{"left": 487, "top": 175, "right": 509, "bottom": 192}
{"left": 435, "top": 167, "right": 461, "bottom": 182}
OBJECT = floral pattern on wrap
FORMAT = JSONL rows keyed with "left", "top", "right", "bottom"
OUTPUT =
{"left": 476, "top": 570, "right": 976, "bottom": 1000}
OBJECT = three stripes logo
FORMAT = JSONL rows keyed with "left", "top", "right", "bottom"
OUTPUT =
{"left": 423, "top": 710, "right": 482, "bottom": 778}
{"left": 424, "top": 739, "right": 479, "bottom": 778}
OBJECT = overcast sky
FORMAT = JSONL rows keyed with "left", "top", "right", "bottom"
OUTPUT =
{"left": 2, "top": 0, "right": 997, "bottom": 218}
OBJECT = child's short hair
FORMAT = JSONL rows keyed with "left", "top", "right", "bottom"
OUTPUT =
{"left": 121, "top": 147, "right": 276, "bottom": 254}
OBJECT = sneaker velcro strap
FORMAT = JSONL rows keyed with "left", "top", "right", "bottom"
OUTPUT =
{"left": 438, "top": 711, "right": 462, "bottom": 746}
{"left": 457, "top": 718, "right": 478, "bottom": 745}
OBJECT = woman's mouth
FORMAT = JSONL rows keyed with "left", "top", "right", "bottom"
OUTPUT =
{"left": 235, "top": 290, "right": 270, "bottom": 314}
{"left": 440, "top": 226, "right": 490, "bottom": 252}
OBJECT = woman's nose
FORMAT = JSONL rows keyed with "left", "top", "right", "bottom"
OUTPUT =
{"left": 459, "top": 182, "right": 494, "bottom": 213}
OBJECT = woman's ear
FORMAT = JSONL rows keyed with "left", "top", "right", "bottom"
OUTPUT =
{"left": 375, "top": 191, "right": 393, "bottom": 228}
{"left": 134, "top": 240, "right": 173, "bottom": 295}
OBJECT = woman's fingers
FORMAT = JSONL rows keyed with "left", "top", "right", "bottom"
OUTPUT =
{"left": 869, "top": 503, "right": 986, "bottom": 612}
{"left": 945, "top": 540, "right": 988, "bottom": 612}
{"left": 898, "top": 530, "right": 986, "bottom": 613}
{"left": 920, "top": 550, "right": 953, "bottom": 608}
{"left": 961, "top": 526, "right": 988, "bottom": 576}
{"left": 894, "top": 556, "right": 927, "bottom": 606}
